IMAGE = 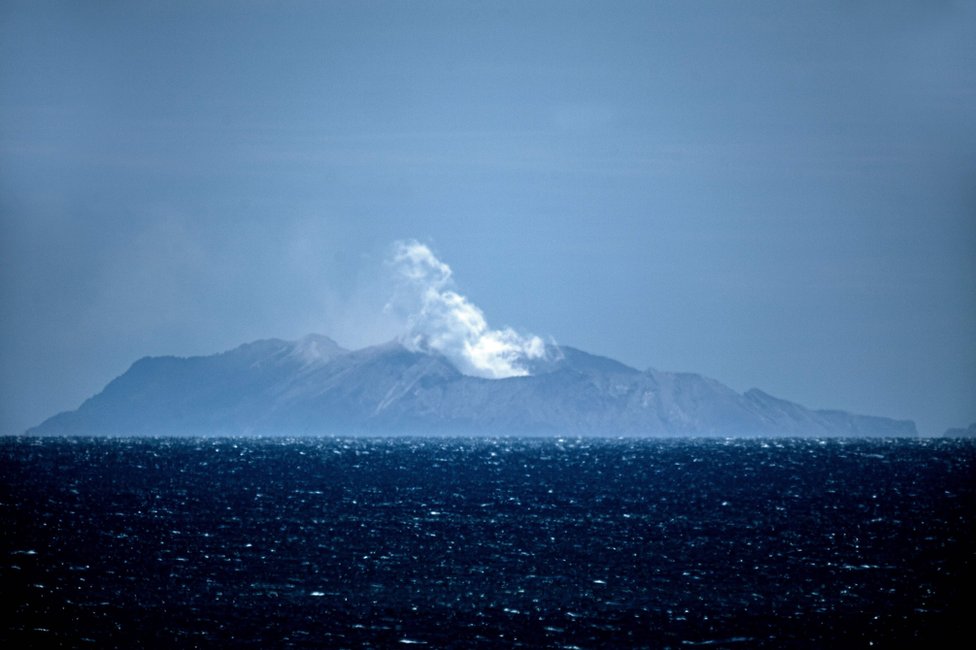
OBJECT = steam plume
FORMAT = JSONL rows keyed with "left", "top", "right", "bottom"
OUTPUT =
{"left": 388, "top": 240, "right": 548, "bottom": 379}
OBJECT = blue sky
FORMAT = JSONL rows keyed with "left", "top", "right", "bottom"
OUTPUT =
{"left": 1, "top": 1, "right": 974, "bottom": 435}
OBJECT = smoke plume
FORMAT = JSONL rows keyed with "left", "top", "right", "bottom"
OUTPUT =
{"left": 387, "top": 240, "right": 548, "bottom": 379}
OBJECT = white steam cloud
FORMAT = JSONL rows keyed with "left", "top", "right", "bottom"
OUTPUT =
{"left": 387, "top": 240, "right": 548, "bottom": 379}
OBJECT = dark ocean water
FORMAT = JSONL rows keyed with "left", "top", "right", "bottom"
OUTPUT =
{"left": 1, "top": 437, "right": 973, "bottom": 649}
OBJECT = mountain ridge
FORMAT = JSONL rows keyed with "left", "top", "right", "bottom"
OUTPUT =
{"left": 27, "top": 334, "right": 918, "bottom": 437}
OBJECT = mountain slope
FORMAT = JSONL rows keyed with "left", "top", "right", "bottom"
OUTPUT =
{"left": 27, "top": 335, "right": 917, "bottom": 437}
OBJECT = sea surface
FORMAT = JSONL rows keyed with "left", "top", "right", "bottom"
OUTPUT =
{"left": 2, "top": 437, "right": 973, "bottom": 649}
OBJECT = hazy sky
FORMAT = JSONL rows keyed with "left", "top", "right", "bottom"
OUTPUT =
{"left": 2, "top": 1, "right": 974, "bottom": 435}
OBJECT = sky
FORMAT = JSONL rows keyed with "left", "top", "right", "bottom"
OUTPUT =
{"left": 1, "top": 0, "right": 974, "bottom": 436}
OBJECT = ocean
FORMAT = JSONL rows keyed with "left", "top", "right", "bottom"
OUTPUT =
{"left": 2, "top": 437, "right": 973, "bottom": 648}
